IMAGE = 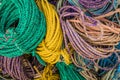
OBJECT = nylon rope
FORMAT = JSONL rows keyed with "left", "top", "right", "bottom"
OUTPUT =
{"left": 0, "top": 0, "right": 46, "bottom": 57}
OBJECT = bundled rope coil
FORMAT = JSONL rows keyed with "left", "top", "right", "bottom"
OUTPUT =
{"left": 68, "top": 0, "right": 120, "bottom": 24}
{"left": 68, "top": 0, "right": 117, "bottom": 16}
{"left": 0, "top": 0, "right": 46, "bottom": 57}
{"left": 35, "top": 1, "right": 86, "bottom": 80}
{"left": 36, "top": 0, "right": 70, "bottom": 65}
{"left": 0, "top": 56, "right": 35, "bottom": 80}
{"left": 59, "top": 5, "right": 120, "bottom": 60}
{"left": 0, "top": 0, "right": 120, "bottom": 80}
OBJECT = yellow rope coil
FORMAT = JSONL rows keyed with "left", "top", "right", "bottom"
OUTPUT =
{"left": 36, "top": 0, "right": 70, "bottom": 65}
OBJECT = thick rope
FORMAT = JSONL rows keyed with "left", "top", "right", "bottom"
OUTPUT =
{"left": 36, "top": 0, "right": 70, "bottom": 65}
{"left": 0, "top": 0, "right": 46, "bottom": 57}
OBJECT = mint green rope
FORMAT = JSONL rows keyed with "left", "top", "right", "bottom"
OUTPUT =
{"left": 0, "top": 0, "right": 46, "bottom": 58}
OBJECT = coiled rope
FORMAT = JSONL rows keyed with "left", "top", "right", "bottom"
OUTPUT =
{"left": 0, "top": 56, "right": 35, "bottom": 80}
{"left": 36, "top": 0, "right": 70, "bottom": 65}
{"left": 68, "top": 0, "right": 120, "bottom": 24}
{"left": 68, "top": 0, "right": 117, "bottom": 16}
{"left": 0, "top": 0, "right": 120, "bottom": 80}
{"left": 35, "top": 1, "right": 86, "bottom": 80}
{"left": 59, "top": 5, "right": 120, "bottom": 60}
{"left": 0, "top": 0, "right": 46, "bottom": 57}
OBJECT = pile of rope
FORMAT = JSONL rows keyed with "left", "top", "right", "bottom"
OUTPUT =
{"left": 0, "top": 0, "right": 120, "bottom": 80}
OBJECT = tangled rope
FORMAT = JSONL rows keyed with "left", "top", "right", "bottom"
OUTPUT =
{"left": 68, "top": 0, "right": 120, "bottom": 24}
{"left": 0, "top": 56, "right": 35, "bottom": 80}
{"left": 59, "top": 5, "right": 120, "bottom": 60}
{"left": 112, "top": 64, "right": 120, "bottom": 79}
{"left": 0, "top": 0, "right": 120, "bottom": 80}
{"left": 35, "top": 1, "right": 87, "bottom": 80}
{"left": 68, "top": 0, "right": 117, "bottom": 16}
{"left": 34, "top": 64, "right": 60, "bottom": 80}
{"left": 101, "top": 69, "right": 115, "bottom": 80}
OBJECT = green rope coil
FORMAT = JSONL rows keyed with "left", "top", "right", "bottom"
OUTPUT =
{"left": 0, "top": 0, "right": 46, "bottom": 57}
{"left": 56, "top": 62, "right": 86, "bottom": 80}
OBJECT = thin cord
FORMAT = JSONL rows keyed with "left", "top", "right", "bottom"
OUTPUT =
{"left": 59, "top": 5, "right": 120, "bottom": 60}
{"left": 68, "top": 0, "right": 117, "bottom": 16}
{"left": 0, "top": 56, "right": 35, "bottom": 80}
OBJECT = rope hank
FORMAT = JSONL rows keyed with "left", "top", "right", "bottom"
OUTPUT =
{"left": 59, "top": 5, "right": 120, "bottom": 60}
{"left": 57, "top": 1, "right": 120, "bottom": 80}
{"left": 68, "top": 0, "right": 120, "bottom": 24}
{"left": 68, "top": 0, "right": 117, "bottom": 16}
{"left": 56, "top": 62, "right": 85, "bottom": 80}
{"left": 0, "top": 0, "right": 120, "bottom": 80}
{"left": 0, "top": 56, "right": 35, "bottom": 80}
{"left": 0, "top": 0, "right": 46, "bottom": 57}
{"left": 36, "top": 0, "right": 70, "bottom": 65}
{"left": 35, "top": 1, "right": 86, "bottom": 80}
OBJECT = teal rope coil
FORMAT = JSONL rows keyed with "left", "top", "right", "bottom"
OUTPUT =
{"left": 0, "top": 0, "right": 46, "bottom": 58}
{"left": 56, "top": 62, "right": 86, "bottom": 80}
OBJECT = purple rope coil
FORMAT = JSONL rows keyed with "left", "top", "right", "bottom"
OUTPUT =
{"left": 78, "top": 0, "right": 109, "bottom": 9}
{"left": 59, "top": 5, "right": 120, "bottom": 70}
{"left": 0, "top": 56, "right": 35, "bottom": 80}
{"left": 67, "top": 0, "right": 116, "bottom": 17}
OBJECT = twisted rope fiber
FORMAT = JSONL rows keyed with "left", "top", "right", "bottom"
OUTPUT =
{"left": 58, "top": 6, "right": 119, "bottom": 68}
{"left": 57, "top": 2, "right": 120, "bottom": 79}
{"left": 0, "top": 0, "right": 120, "bottom": 80}
{"left": 35, "top": 0, "right": 86, "bottom": 80}
{"left": 72, "top": 53, "right": 98, "bottom": 80}
{"left": 68, "top": 0, "right": 120, "bottom": 24}
{"left": 0, "top": 56, "right": 35, "bottom": 80}
{"left": 68, "top": 0, "right": 117, "bottom": 16}
{"left": 101, "top": 68, "right": 115, "bottom": 80}
{"left": 29, "top": 56, "right": 60, "bottom": 80}
{"left": 57, "top": 1, "right": 119, "bottom": 80}
{"left": 72, "top": 51, "right": 119, "bottom": 79}
{"left": 0, "top": 55, "right": 58, "bottom": 80}
{"left": 112, "top": 64, "right": 120, "bottom": 79}
{"left": 96, "top": 53, "right": 120, "bottom": 75}
{"left": 56, "top": 62, "right": 85, "bottom": 80}
{"left": 76, "top": 53, "right": 119, "bottom": 80}
{"left": 0, "top": 0, "right": 46, "bottom": 57}
{"left": 36, "top": 0, "right": 70, "bottom": 65}
{"left": 80, "top": 70, "right": 98, "bottom": 80}
{"left": 78, "top": 0, "right": 110, "bottom": 9}
{"left": 35, "top": 0, "right": 69, "bottom": 79}
{"left": 59, "top": 5, "right": 120, "bottom": 60}
{"left": 66, "top": 0, "right": 120, "bottom": 72}
{"left": 75, "top": 50, "right": 120, "bottom": 79}
{"left": 94, "top": 5, "right": 120, "bottom": 24}
{"left": 101, "top": 61, "right": 120, "bottom": 80}
{"left": 34, "top": 64, "right": 60, "bottom": 80}
{"left": 27, "top": 56, "right": 60, "bottom": 80}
